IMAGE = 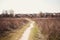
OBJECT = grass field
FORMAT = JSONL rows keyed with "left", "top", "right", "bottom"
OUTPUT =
{"left": 0, "top": 18, "right": 60, "bottom": 40}
{"left": 0, "top": 18, "right": 30, "bottom": 40}
{"left": 0, "top": 22, "right": 30, "bottom": 40}
{"left": 32, "top": 18, "right": 60, "bottom": 40}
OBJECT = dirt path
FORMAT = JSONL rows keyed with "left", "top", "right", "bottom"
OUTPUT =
{"left": 19, "top": 21, "right": 35, "bottom": 40}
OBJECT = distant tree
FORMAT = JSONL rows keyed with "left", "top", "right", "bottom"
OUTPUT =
{"left": 39, "top": 12, "right": 44, "bottom": 17}
{"left": 9, "top": 10, "right": 14, "bottom": 17}
{"left": 1, "top": 10, "right": 9, "bottom": 17}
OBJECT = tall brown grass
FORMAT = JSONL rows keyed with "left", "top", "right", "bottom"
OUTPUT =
{"left": 0, "top": 18, "right": 28, "bottom": 37}
{"left": 32, "top": 18, "right": 60, "bottom": 40}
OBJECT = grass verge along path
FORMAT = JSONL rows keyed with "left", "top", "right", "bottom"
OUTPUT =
{"left": 28, "top": 23, "right": 39, "bottom": 40}
{"left": 29, "top": 23, "right": 47, "bottom": 40}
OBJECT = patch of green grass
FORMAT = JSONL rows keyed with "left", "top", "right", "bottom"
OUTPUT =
{"left": 0, "top": 22, "right": 30, "bottom": 40}
{"left": 29, "top": 23, "right": 47, "bottom": 40}
{"left": 29, "top": 23, "right": 40, "bottom": 40}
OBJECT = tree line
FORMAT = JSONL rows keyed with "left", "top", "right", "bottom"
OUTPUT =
{"left": 0, "top": 10, "right": 60, "bottom": 18}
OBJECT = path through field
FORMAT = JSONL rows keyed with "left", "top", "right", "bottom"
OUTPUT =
{"left": 19, "top": 20, "right": 35, "bottom": 40}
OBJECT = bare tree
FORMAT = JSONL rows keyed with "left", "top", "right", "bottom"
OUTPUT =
{"left": 9, "top": 9, "right": 15, "bottom": 17}
{"left": 1, "top": 10, "right": 9, "bottom": 17}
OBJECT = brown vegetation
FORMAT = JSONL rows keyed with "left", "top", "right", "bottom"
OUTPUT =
{"left": 32, "top": 18, "right": 60, "bottom": 40}
{"left": 0, "top": 18, "right": 29, "bottom": 37}
{"left": 0, "top": 10, "right": 60, "bottom": 40}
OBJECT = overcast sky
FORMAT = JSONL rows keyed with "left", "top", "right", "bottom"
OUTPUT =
{"left": 0, "top": 0, "right": 60, "bottom": 14}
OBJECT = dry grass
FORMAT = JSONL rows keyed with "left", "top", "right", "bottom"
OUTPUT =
{"left": 32, "top": 18, "right": 60, "bottom": 40}
{"left": 0, "top": 23, "right": 30, "bottom": 40}
{"left": 0, "top": 18, "right": 30, "bottom": 40}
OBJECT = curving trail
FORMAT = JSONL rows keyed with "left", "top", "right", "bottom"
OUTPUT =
{"left": 19, "top": 19, "right": 35, "bottom": 40}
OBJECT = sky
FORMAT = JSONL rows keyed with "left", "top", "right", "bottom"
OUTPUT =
{"left": 0, "top": 0, "right": 60, "bottom": 14}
